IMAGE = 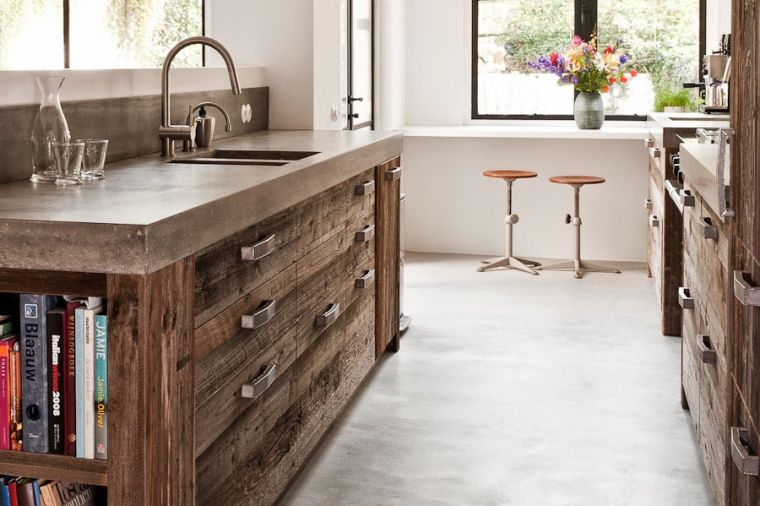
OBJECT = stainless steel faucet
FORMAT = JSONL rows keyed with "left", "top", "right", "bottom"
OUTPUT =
{"left": 159, "top": 36, "right": 241, "bottom": 157}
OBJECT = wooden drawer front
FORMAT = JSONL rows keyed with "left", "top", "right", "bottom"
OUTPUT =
{"left": 194, "top": 270, "right": 298, "bottom": 455}
{"left": 291, "top": 291, "right": 375, "bottom": 467}
{"left": 346, "top": 235, "right": 376, "bottom": 308}
{"left": 195, "top": 207, "right": 299, "bottom": 326}
{"left": 347, "top": 168, "right": 376, "bottom": 235}
{"left": 297, "top": 179, "right": 348, "bottom": 259}
{"left": 728, "top": 386, "right": 760, "bottom": 506}
{"left": 195, "top": 365, "right": 299, "bottom": 506}
{"left": 648, "top": 205, "right": 663, "bottom": 306}
{"left": 699, "top": 383, "right": 728, "bottom": 506}
{"left": 682, "top": 305, "right": 702, "bottom": 429}
{"left": 649, "top": 151, "right": 665, "bottom": 213}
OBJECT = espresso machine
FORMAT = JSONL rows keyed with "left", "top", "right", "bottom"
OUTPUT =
{"left": 704, "top": 34, "right": 731, "bottom": 114}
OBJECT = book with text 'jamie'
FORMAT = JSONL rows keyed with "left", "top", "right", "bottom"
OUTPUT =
{"left": 94, "top": 314, "right": 107, "bottom": 461}
{"left": 20, "top": 294, "right": 59, "bottom": 453}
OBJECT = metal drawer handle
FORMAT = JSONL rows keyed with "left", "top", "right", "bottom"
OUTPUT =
{"left": 697, "top": 335, "right": 717, "bottom": 364}
{"left": 241, "top": 363, "right": 277, "bottom": 399}
{"left": 649, "top": 215, "right": 660, "bottom": 228}
{"left": 355, "top": 269, "right": 375, "bottom": 289}
{"left": 241, "top": 299, "right": 277, "bottom": 330}
{"left": 700, "top": 217, "right": 718, "bottom": 240}
{"left": 241, "top": 234, "right": 276, "bottom": 262}
{"left": 650, "top": 147, "right": 662, "bottom": 159}
{"left": 355, "top": 180, "right": 375, "bottom": 195}
{"left": 679, "top": 189, "right": 695, "bottom": 207}
{"left": 355, "top": 224, "right": 375, "bottom": 242}
{"left": 643, "top": 198, "right": 653, "bottom": 211}
{"left": 678, "top": 287, "right": 695, "bottom": 309}
{"left": 645, "top": 137, "right": 655, "bottom": 148}
{"left": 734, "top": 271, "right": 760, "bottom": 306}
{"left": 731, "top": 427, "right": 760, "bottom": 476}
{"left": 385, "top": 167, "right": 402, "bottom": 181}
{"left": 315, "top": 303, "right": 341, "bottom": 328}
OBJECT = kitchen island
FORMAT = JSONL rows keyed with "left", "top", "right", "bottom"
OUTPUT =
{"left": 0, "top": 129, "right": 403, "bottom": 505}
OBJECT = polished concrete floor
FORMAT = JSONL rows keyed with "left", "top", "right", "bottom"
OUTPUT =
{"left": 280, "top": 253, "right": 712, "bottom": 506}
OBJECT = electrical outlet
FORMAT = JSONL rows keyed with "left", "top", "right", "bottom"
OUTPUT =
{"left": 330, "top": 105, "right": 340, "bottom": 122}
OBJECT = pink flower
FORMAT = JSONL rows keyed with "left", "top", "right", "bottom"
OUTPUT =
{"left": 571, "top": 35, "right": 582, "bottom": 48}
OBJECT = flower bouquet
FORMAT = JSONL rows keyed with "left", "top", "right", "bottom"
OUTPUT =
{"left": 530, "top": 35, "right": 637, "bottom": 129}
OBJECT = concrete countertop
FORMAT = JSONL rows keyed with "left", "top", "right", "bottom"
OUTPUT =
{"left": 0, "top": 129, "right": 403, "bottom": 274}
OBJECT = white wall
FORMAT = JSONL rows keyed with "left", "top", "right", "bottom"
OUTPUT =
{"left": 706, "top": 0, "right": 732, "bottom": 52}
{"left": 376, "top": 0, "right": 407, "bottom": 130}
{"left": 206, "top": 0, "right": 314, "bottom": 129}
{"left": 313, "top": 0, "right": 347, "bottom": 130}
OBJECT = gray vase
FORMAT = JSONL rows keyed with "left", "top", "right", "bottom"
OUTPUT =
{"left": 574, "top": 92, "right": 605, "bottom": 130}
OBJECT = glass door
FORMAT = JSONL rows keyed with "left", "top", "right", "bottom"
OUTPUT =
{"left": 348, "top": 0, "right": 373, "bottom": 130}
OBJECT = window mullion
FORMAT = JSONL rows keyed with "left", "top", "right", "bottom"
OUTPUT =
{"left": 63, "top": 0, "right": 70, "bottom": 69}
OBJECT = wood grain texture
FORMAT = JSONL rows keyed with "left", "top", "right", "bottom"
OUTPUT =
{"left": 107, "top": 258, "right": 195, "bottom": 506}
{"left": 375, "top": 157, "right": 401, "bottom": 358}
{"left": 194, "top": 207, "right": 299, "bottom": 327}
{"left": 0, "top": 269, "right": 106, "bottom": 297}
{"left": 0, "top": 451, "right": 107, "bottom": 486}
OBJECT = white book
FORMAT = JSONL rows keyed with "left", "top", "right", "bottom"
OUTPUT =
{"left": 83, "top": 304, "right": 102, "bottom": 460}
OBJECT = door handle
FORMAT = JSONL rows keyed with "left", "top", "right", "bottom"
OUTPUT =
{"left": 731, "top": 427, "right": 760, "bottom": 476}
{"left": 241, "top": 300, "right": 277, "bottom": 330}
{"left": 348, "top": 96, "right": 364, "bottom": 102}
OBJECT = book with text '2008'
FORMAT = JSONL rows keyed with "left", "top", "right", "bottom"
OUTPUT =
{"left": 47, "top": 307, "right": 66, "bottom": 454}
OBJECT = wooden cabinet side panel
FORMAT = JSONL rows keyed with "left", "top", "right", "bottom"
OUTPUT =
{"left": 107, "top": 258, "right": 196, "bottom": 506}
{"left": 375, "top": 157, "right": 401, "bottom": 358}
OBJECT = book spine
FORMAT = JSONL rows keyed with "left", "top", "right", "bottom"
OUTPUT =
{"left": 75, "top": 308, "right": 85, "bottom": 458}
{"left": 94, "top": 315, "right": 107, "bottom": 461}
{"left": 9, "top": 343, "right": 21, "bottom": 452}
{"left": 83, "top": 309, "right": 95, "bottom": 459}
{"left": 0, "top": 342, "right": 10, "bottom": 450}
{"left": 0, "top": 321, "right": 15, "bottom": 337}
{"left": 47, "top": 310, "right": 65, "bottom": 454}
{"left": 20, "top": 294, "right": 53, "bottom": 453}
{"left": 64, "top": 302, "right": 79, "bottom": 456}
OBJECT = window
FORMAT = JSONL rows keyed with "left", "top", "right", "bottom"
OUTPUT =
{"left": 0, "top": 0, "right": 204, "bottom": 70}
{"left": 472, "top": 0, "right": 705, "bottom": 119}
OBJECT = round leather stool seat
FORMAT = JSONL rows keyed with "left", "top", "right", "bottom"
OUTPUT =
{"left": 483, "top": 170, "right": 538, "bottom": 180}
{"left": 549, "top": 175, "right": 605, "bottom": 185}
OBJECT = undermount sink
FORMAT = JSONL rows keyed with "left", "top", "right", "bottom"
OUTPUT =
{"left": 168, "top": 149, "right": 320, "bottom": 166}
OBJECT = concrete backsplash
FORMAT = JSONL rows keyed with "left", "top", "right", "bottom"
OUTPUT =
{"left": 0, "top": 86, "right": 268, "bottom": 184}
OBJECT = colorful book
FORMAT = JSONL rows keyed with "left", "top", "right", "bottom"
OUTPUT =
{"left": 1, "top": 484, "right": 8, "bottom": 506}
{"left": 0, "top": 318, "right": 14, "bottom": 338}
{"left": 31, "top": 482, "right": 39, "bottom": 506}
{"left": 8, "top": 480, "right": 17, "bottom": 506}
{"left": 9, "top": 342, "right": 22, "bottom": 452}
{"left": 19, "top": 294, "right": 59, "bottom": 453}
{"left": 56, "top": 484, "right": 95, "bottom": 506}
{"left": 16, "top": 481, "right": 33, "bottom": 506}
{"left": 93, "top": 315, "right": 107, "bottom": 461}
{"left": 74, "top": 299, "right": 102, "bottom": 459}
{"left": 0, "top": 336, "right": 13, "bottom": 450}
{"left": 63, "top": 301, "right": 81, "bottom": 457}
{"left": 47, "top": 308, "right": 66, "bottom": 454}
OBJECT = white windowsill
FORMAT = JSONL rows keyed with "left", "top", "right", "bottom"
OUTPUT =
{"left": 402, "top": 123, "right": 650, "bottom": 141}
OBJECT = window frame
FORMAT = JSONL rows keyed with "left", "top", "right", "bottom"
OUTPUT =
{"left": 470, "top": 0, "right": 707, "bottom": 121}
{"left": 59, "top": 0, "right": 206, "bottom": 69}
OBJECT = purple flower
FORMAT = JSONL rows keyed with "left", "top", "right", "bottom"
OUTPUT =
{"left": 619, "top": 54, "right": 628, "bottom": 64}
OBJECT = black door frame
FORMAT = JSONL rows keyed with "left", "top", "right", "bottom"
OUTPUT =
{"left": 347, "top": 0, "right": 375, "bottom": 130}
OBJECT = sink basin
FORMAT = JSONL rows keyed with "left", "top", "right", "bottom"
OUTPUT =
{"left": 169, "top": 149, "right": 320, "bottom": 166}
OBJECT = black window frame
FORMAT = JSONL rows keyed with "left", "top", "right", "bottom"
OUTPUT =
{"left": 59, "top": 0, "right": 206, "bottom": 69}
{"left": 471, "top": 0, "right": 707, "bottom": 121}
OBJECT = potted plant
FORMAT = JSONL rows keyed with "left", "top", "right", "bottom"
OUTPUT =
{"left": 530, "top": 35, "right": 637, "bottom": 129}
{"left": 654, "top": 86, "right": 701, "bottom": 113}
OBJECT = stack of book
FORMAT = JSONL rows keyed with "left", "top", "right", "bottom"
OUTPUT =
{"left": 0, "top": 478, "right": 98, "bottom": 506}
{"left": 0, "top": 295, "right": 107, "bottom": 460}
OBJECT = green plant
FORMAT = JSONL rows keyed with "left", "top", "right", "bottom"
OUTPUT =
{"left": 653, "top": 87, "right": 701, "bottom": 112}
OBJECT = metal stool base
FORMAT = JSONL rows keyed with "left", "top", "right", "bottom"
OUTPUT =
{"left": 537, "top": 259, "right": 621, "bottom": 279}
{"left": 477, "top": 256, "right": 541, "bottom": 275}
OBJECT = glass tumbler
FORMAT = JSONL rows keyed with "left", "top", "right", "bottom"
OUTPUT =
{"left": 51, "top": 141, "right": 84, "bottom": 186}
{"left": 77, "top": 139, "right": 108, "bottom": 181}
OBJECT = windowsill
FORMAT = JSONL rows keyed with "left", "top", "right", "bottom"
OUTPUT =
{"left": 402, "top": 123, "right": 650, "bottom": 141}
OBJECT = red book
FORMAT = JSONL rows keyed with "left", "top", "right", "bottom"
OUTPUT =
{"left": 0, "top": 336, "right": 14, "bottom": 450}
{"left": 9, "top": 342, "right": 21, "bottom": 452}
{"left": 64, "top": 301, "right": 82, "bottom": 456}
{"left": 8, "top": 480, "right": 18, "bottom": 506}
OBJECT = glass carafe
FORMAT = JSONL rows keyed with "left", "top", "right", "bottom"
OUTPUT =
{"left": 31, "top": 76, "right": 71, "bottom": 182}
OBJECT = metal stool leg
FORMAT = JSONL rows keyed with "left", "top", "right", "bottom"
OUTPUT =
{"left": 478, "top": 179, "right": 541, "bottom": 275}
{"left": 538, "top": 184, "right": 621, "bottom": 278}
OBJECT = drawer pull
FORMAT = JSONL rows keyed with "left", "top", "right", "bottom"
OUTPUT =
{"left": 645, "top": 137, "right": 655, "bottom": 148}
{"left": 385, "top": 167, "right": 402, "bottom": 181}
{"left": 731, "top": 427, "right": 760, "bottom": 476}
{"left": 678, "top": 287, "right": 694, "bottom": 309}
{"left": 355, "top": 224, "right": 375, "bottom": 242}
{"left": 241, "top": 234, "right": 276, "bottom": 262}
{"left": 643, "top": 198, "right": 653, "bottom": 211}
{"left": 355, "top": 180, "right": 376, "bottom": 195}
{"left": 241, "top": 299, "right": 277, "bottom": 330}
{"left": 697, "top": 335, "right": 717, "bottom": 364}
{"left": 650, "top": 147, "right": 662, "bottom": 159}
{"left": 700, "top": 217, "right": 718, "bottom": 240}
{"left": 649, "top": 215, "right": 660, "bottom": 228}
{"left": 315, "top": 303, "right": 341, "bottom": 328}
{"left": 355, "top": 269, "right": 375, "bottom": 289}
{"left": 680, "top": 189, "right": 695, "bottom": 207}
{"left": 240, "top": 364, "right": 277, "bottom": 400}
{"left": 734, "top": 271, "right": 760, "bottom": 306}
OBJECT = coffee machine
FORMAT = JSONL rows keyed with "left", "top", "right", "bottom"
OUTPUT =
{"left": 704, "top": 34, "right": 731, "bottom": 114}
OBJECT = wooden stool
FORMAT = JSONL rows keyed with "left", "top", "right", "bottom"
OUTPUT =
{"left": 538, "top": 176, "right": 621, "bottom": 279}
{"left": 478, "top": 170, "right": 541, "bottom": 275}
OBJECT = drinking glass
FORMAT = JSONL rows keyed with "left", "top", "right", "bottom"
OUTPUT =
{"left": 51, "top": 141, "right": 84, "bottom": 186}
{"left": 77, "top": 139, "right": 108, "bottom": 181}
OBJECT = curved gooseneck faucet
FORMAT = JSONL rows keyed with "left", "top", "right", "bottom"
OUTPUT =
{"left": 159, "top": 36, "right": 241, "bottom": 156}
